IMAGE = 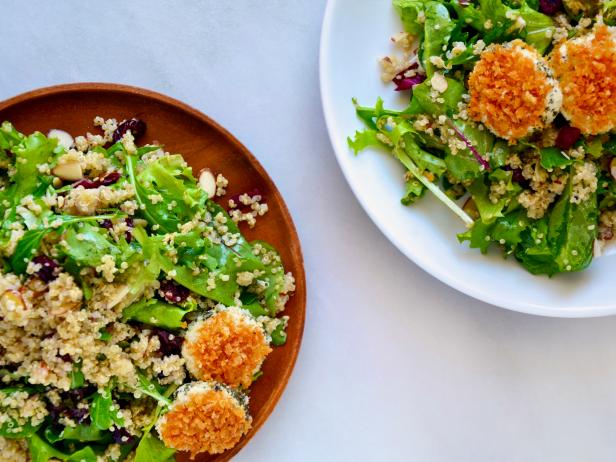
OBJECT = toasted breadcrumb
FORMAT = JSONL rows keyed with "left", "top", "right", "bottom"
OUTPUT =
{"left": 156, "top": 382, "right": 251, "bottom": 457}
{"left": 182, "top": 307, "right": 271, "bottom": 388}
{"left": 551, "top": 24, "right": 616, "bottom": 135}
{"left": 468, "top": 40, "right": 562, "bottom": 142}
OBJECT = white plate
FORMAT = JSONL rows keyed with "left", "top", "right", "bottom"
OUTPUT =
{"left": 320, "top": 0, "right": 616, "bottom": 317}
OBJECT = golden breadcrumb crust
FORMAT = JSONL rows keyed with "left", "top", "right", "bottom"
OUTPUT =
{"left": 158, "top": 387, "right": 251, "bottom": 457}
{"left": 551, "top": 25, "right": 616, "bottom": 135}
{"left": 183, "top": 310, "right": 272, "bottom": 388}
{"left": 468, "top": 40, "right": 552, "bottom": 141}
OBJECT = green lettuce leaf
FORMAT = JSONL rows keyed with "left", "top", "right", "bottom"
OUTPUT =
{"left": 27, "top": 433, "right": 98, "bottom": 462}
{"left": 90, "top": 384, "right": 125, "bottom": 431}
{"left": 123, "top": 298, "right": 195, "bottom": 329}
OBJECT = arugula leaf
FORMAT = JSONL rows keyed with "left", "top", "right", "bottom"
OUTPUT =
{"left": 393, "top": 0, "right": 428, "bottom": 35}
{"left": 515, "top": 217, "right": 558, "bottom": 274}
{"left": 9, "top": 132, "right": 59, "bottom": 205}
{"left": 133, "top": 429, "right": 176, "bottom": 462}
{"left": 547, "top": 170, "right": 598, "bottom": 272}
{"left": 62, "top": 223, "right": 131, "bottom": 268}
{"left": 401, "top": 177, "right": 426, "bottom": 205}
{"left": 123, "top": 298, "right": 194, "bottom": 329}
{"left": 539, "top": 147, "right": 572, "bottom": 170}
{"left": 515, "top": 166, "right": 598, "bottom": 275}
{"left": 0, "top": 389, "right": 43, "bottom": 438}
{"left": 126, "top": 154, "right": 206, "bottom": 233}
{"left": 9, "top": 214, "right": 118, "bottom": 274}
{"left": 605, "top": 0, "right": 616, "bottom": 25}
{"left": 451, "top": 0, "right": 554, "bottom": 54}
{"left": 467, "top": 177, "right": 506, "bottom": 224}
{"left": 8, "top": 228, "right": 48, "bottom": 274}
{"left": 347, "top": 128, "right": 386, "bottom": 155}
{"left": 271, "top": 322, "right": 287, "bottom": 346}
{"left": 44, "top": 423, "right": 110, "bottom": 443}
{"left": 135, "top": 371, "right": 172, "bottom": 407}
{"left": 251, "top": 241, "right": 288, "bottom": 316}
{"left": 422, "top": 2, "right": 455, "bottom": 77}
{"left": 27, "top": 433, "right": 98, "bottom": 462}
{"left": 584, "top": 138, "right": 604, "bottom": 159}
{"left": 460, "top": 208, "right": 530, "bottom": 252}
{"left": 91, "top": 385, "right": 125, "bottom": 431}
{"left": 404, "top": 134, "right": 447, "bottom": 176}
{"left": 70, "top": 361, "right": 85, "bottom": 389}
{"left": 410, "top": 78, "right": 466, "bottom": 115}
{"left": 519, "top": 1, "right": 556, "bottom": 53}
{"left": 0, "top": 121, "right": 25, "bottom": 156}
{"left": 394, "top": 145, "right": 474, "bottom": 225}
{"left": 443, "top": 119, "right": 497, "bottom": 182}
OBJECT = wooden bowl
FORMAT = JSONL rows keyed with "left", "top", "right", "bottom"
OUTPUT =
{"left": 0, "top": 83, "right": 306, "bottom": 461}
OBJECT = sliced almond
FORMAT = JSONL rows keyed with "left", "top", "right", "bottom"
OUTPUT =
{"left": 199, "top": 168, "right": 216, "bottom": 198}
{"left": 52, "top": 162, "right": 83, "bottom": 181}
{"left": 107, "top": 284, "right": 130, "bottom": 309}
{"left": 0, "top": 290, "right": 27, "bottom": 326}
{"left": 1, "top": 290, "right": 24, "bottom": 310}
{"left": 47, "top": 129, "right": 74, "bottom": 151}
{"left": 610, "top": 158, "right": 616, "bottom": 182}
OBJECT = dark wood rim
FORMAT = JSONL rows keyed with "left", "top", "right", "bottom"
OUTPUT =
{"left": 0, "top": 83, "right": 306, "bottom": 461}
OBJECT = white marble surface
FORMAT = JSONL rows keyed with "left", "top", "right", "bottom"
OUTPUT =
{"left": 3, "top": 1, "right": 616, "bottom": 461}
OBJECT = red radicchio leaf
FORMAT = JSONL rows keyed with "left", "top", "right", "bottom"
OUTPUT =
{"left": 393, "top": 64, "right": 426, "bottom": 92}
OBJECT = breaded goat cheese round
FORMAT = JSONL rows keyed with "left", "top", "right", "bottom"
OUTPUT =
{"left": 468, "top": 40, "right": 562, "bottom": 142}
{"left": 156, "top": 381, "right": 252, "bottom": 456}
{"left": 551, "top": 24, "right": 616, "bottom": 135}
{"left": 182, "top": 306, "right": 272, "bottom": 388}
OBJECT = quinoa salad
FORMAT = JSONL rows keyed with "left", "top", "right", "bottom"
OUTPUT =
{"left": 349, "top": 0, "right": 616, "bottom": 275}
{"left": 0, "top": 117, "right": 295, "bottom": 461}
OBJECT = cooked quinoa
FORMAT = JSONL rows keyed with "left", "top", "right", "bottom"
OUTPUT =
{"left": 0, "top": 117, "right": 295, "bottom": 460}
{"left": 351, "top": 0, "right": 616, "bottom": 276}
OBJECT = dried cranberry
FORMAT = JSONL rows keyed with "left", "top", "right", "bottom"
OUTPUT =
{"left": 539, "top": 0, "right": 562, "bottom": 15}
{"left": 100, "top": 219, "right": 113, "bottom": 230}
{"left": 112, "top": 118, "right": 146, "bottom": 143}
{"left": 32, "top": 255, "right": 59, "bottom": 283}
{"left": 58, "top": 353, "right": 72, "bottom": 362}
{"left": 599, "top": 227, "right": 614, "bottom": 241}
{"left": 511, "top": 169, "right": 526, "bottom": 184}
{"left": 555, "top": 126, "right": 582, "bottom": 150}
{"left": 153, "top": 328, "right": 184, "bottom": 356}
{"left": 67, "top": 407, "right": 89, "bottom": 424}
{"left": 100, "top": 171, "right": 121, "bottom": 186}
{"left": 228, "top": 188, "right": 264, "bottom": 211}
{"left": 73, "top": 178, "right": 100, "bottom": 189}
{"left": 124, "top": 217, "right": 134, "bottom": 243}
{"left": 393, "top": 64, "right": 426, "bottom": 92}
{"left": 159, "top": 280, "right": 189, "bottom": 304}
{"left": 503, "top": 166, "right": 529, "bottom": 187}
{"left": 63, "top": 386, "right": 95, "bottom": 402}
{"left": 46, "top": 403, "right": 63, "bottom": 421}
{"left": 74, "top": 171, "right": 121, "bottom": 189}
{"left": 112, "top": 427, "right": 136, "bottom": 445}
